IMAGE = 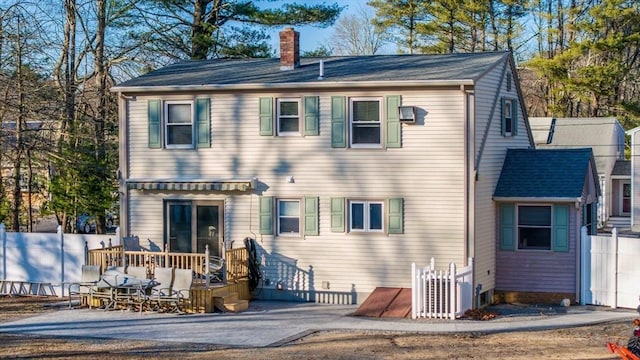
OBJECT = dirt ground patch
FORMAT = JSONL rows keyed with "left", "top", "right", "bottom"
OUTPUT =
{"left": 0, "top": 296, "right": 635, "bottom": 359}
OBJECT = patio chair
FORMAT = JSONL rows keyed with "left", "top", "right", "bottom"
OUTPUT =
{"left": 209, "top": 256, "right": 225, "bottom": 283}
{"left": 172, "top": 268, "right": 194, "bottom": 313}
{"left": 147, "top": 267, "right": 175, "bottom": 311}
{"left": 126, "top": 266, "right": 148, "bottom": 280}
{"left": 68, "top": 265, "right": 101, "bottom": 309}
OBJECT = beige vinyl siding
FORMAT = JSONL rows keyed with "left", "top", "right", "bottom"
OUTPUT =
{"left": 472, "top": 59, "right": 533, "bottom": 294}
{"left": 125, "top": 88, "right": 468, "bottom": 296}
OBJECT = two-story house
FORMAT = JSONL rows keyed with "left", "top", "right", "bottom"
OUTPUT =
{"left": 111, "top": 28, "right": 599, "bottom": 306}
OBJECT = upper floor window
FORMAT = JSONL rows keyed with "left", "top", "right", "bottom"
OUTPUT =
{"left": 277, "top": 98, "right": 301, "bottom": 136}
{"left": 517, "top": 205, "right": 551, "bottom": 250}
{"left": 165, "top": 101, "right": 194, "bottom": 148}
{"left": 350, "top": 200, "right": 384, "bottom": 232}
{"left": 277, "top": 199, "right": 300, "bottom": 236}
{"left": 147, "top": 98, "right": 210, "bottom": 149}
{"left": 350, "top": 98, "right": 382, "bottom": 148}
{"left": 501, "top": 98, "right": 517, "bottom": 137}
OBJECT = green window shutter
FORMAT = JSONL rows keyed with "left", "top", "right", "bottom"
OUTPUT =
{"left": 330, "top": 197, "right": 345, "bottom": 232}
{"left": 304, "top": 196, "right": 319, "bottom": 236}
{"left": 259, "top": 97, "right": 273, "bottom": 136}
{"left": 259, "top": 196, "right": 274, "bottom": 235}
{"left": 195, "top": 98, "right": 211, "bottom": 148}
{"left": 499, "top": 204, "right": 515, "bottom": 251}
{"left": 553, "top": 204, "right": 570, "bottom": 252}
{"left": 385, "top": 95, "right": 401, "bottom": 148}
{"left": 591, "top": 202, "right": 598, "bottom": 235}
{"left": 148, "top": 99, "right": 161, "bottom": 148}
{"left": 387, "top": 198, "right": 404, "bottom": 234}
{"left": 500, "top": 98, "right": 507, "bottom": 136}
{"left": 331, "top": 96, "right": 346, "bottom": 148}
{"left": 512, "top": 99, "right": 518, "bottom": 136}
{"left": 303, "top": 96, "right": 319, "bottom": 136}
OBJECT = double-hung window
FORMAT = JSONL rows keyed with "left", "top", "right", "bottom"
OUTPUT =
{"left": 350, "top": 200, "right": 384, "bottom": 232}
{"left": 350, "top": 98, "right": 382, "bottom": 148}
{"left": 517, "top": 205, "right": 551, "bottom": 250}
{"left": 165, "top": 100, "right": 194, "bottom": 148}
{"left": 276, "top": 98, "right": 301, "bottom": 136}
{"left": 277, "top": 199, "right": 300, "bottom": 236}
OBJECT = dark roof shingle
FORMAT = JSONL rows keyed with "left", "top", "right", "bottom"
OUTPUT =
{"left": 494, "top": 148, "right": 595, "bottom": 199}
{"left": 113, "top": 52, "right": 510, "bottom": 90}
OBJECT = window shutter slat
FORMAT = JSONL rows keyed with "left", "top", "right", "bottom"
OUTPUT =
{"left": 148, "top": 99, "right": 161, "bottom": 148}
{"left": 331, "top": 96, "right": 346, "bottom": 148}
{"left": 304, "top": 196, "right": 319, "bottom": 236}
{"left": 499, "top": 204, "right": 515, "bottom": 251}
{"left": 385, "top": 95, "right": 401, "bottom": 148}
{"left": 330, "top": 197, "right": 345, "bottom": 232}
{"left": 259, "top": 97, "right": 273, "bottom": 136}
{"left": 303, "top": 96, "right": 319, "bottom": 136}
{"left": 387, "top": 198, "right": 403, "bottom": 234}
{"left": 553, "top": 204, "right": 569, "bottom": 252}
{"left": 259, "top": 196, "right": 274, "bottom": 235}
{"left": 196, "top": 98, "right": 211, "bottom": 148}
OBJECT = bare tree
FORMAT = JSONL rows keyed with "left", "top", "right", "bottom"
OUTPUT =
{"left": 330, "top": 5, "right": 390, "bottom": 55}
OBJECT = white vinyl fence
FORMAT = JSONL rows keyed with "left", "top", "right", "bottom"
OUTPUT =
{"left": 0, "top": 223, "right": 120, "bottom": 297}
{"left": 581, "top": 226, "right": 640, "bottom": 309}
{"left": 411, "top": 257, "right": 473, "bottom": 319}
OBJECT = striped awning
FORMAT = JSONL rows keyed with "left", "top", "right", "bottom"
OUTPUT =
{"left": 126, "top": 178, "right": 256, "bottom": 192}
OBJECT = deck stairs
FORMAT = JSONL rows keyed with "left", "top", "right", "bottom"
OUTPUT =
{"left": 213, "top": 291, "right": 249, "bottom": 313}
{"left": 606, "top": 216, "right": 631, "bottom": 230}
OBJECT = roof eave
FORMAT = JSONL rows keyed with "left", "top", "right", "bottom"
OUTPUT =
{"left": 110, "top": 79, "right": 474, "bottom": 93}
{"left": 492, "top": 196, "right": 582, "bottom": 203}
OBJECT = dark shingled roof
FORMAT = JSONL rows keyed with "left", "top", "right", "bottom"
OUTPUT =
{"left": 494, "top": 148, "right": 595, "bottom": 199}
{"left": 612, "top": 159, "right": 631, "bottom": 176}
{"left": 113, "top": 52, "right": 510, "bottom": 89}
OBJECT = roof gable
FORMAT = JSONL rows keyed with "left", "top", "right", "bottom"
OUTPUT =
{"left": 494, "top": 148, "right": 596, "bottom": 199}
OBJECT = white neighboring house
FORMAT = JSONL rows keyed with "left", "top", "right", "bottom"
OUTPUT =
{"left": 111, "top": 28, "right": 536, "bottom": 305}
{"left": 529, "top": 117, "right": 628, "bottom": 229}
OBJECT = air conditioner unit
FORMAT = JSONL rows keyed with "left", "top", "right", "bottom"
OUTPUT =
{"left": 398, "top": 106, "right": 416, "bottom": 123}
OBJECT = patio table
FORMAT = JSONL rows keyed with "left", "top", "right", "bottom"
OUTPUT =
{"left": 95, "top": 270, "right": 159, "bottom": 311}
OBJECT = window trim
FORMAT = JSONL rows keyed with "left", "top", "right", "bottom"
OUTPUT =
{"left": 164, "top": 100, "right": 195, "bottom": 149}
{"left": 277, "top": 198, "right": 301, "bottom": 236}
{"left": 349, "top": 97, "right": 383, "bottom": 148}
{"left": 516, "top": 204, "right": 552, "bottom": 251}
{"left": 349, "top": 200, "right": 384, "bottom": 233}
{"left": 502, "top": 98, "right": 515, "bottom": 137}
{"left": 276, "top": 98, "right": 302, "bottom": 136}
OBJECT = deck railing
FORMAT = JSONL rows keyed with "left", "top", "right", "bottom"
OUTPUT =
{"left": 87, "top": 244, "right": 249, "bottom": 286}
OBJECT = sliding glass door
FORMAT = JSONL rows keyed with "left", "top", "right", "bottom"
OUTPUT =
{"left": 166, "top": 201, "right": 223, "bottom": 256}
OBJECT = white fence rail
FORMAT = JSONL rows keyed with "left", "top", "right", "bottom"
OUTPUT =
{"left": 581, "top": 227, "right": 640, "bottom": 309}
{"left": 0, "top": 223, "right": 120, "bottom": 297}
{"left": 411, "top": 257, "right": 473, "bottom": 320}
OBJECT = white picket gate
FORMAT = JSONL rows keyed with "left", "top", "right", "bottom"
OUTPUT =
{"left": 411, "top": 257, "right": 473, "bottom": 320}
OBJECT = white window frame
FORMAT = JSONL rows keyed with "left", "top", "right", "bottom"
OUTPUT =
{"left": 349, "top": 200, "right": 384, "bottom": 232}
{"left": 277, "top": 199, "right": 301, "bottom": 236}
{"left": 164, "top": 100, "right": 195, "bottom": 149}
{"left": 516, "top": 204, "right": 552, "bottom": 250}
{"left": 349, "top": 97, "right": 382, "bottom": 148}
{"left": 276, "top": 98, "right": 301, "bottom": 136}
{"left": 503, "top": 98, "right": 514, "bottom": 137}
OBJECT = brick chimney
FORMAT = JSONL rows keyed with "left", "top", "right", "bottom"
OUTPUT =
{"left": 279, "top": 27, "right": 300, "bottom": 70}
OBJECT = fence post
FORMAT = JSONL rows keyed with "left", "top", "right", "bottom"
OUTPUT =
{"left": 58, "top": 225, "right": 65, "bottom": 297}
{"left": 1, "top": 223, "right": 5, "bottom": 281}
{"left": 579, "top": 226, "right": 589, "bottom": 305}
{"left": 411, "top": 262, "right": 417, "bottom": 319}
{"left": 449, "top": 262, "right": 456, "bottom": 320}
{"left": 611, "top": 228, "right": 618, "bottom": 309}
{"left": 205, "top": 244, "right": 210, "bottom": 288}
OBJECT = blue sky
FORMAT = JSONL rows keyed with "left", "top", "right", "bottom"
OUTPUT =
{"left": 267, "top": 0, "right": 370, "bottom": 54}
